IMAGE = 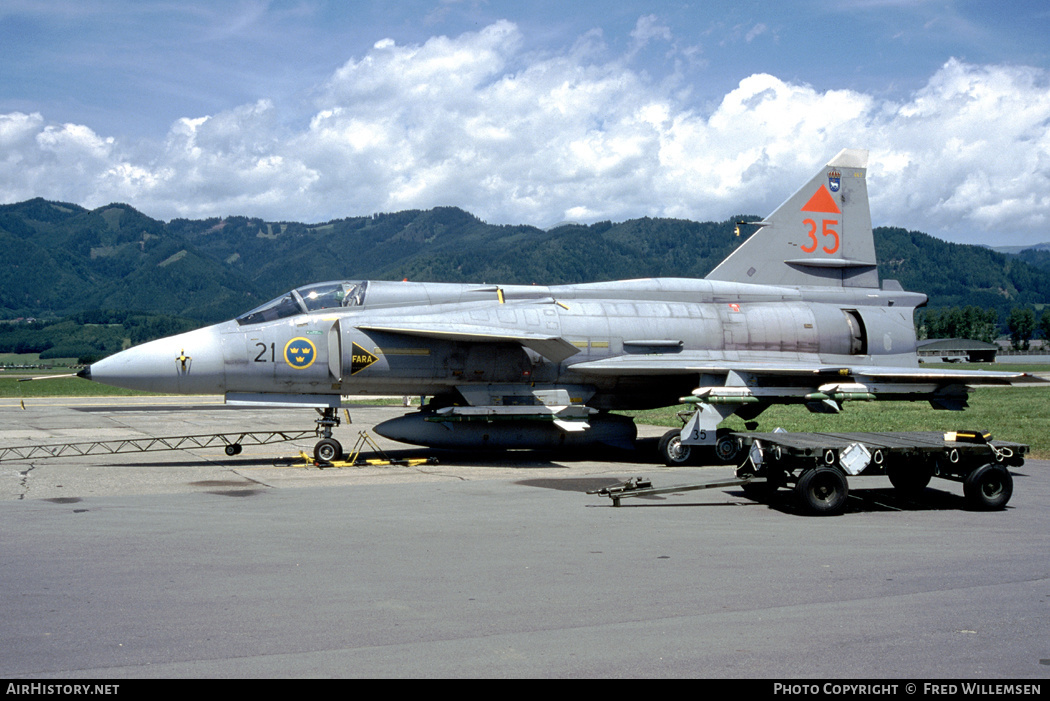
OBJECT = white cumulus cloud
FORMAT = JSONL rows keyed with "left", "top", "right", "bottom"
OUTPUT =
{"left": 1, "top": 21, "right": 1049, "bottom": 246}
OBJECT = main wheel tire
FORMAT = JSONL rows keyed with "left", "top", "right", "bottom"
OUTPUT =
{"left": 963, "top": 463, "right": 1013, "bottom": 510}
{"left": 314, "top": 438, "right": 343, "bottom": 463}
{"left": 713, "top": 431, "right": 742, "bottom": 464}
{"left": 657, "top": 429, "right": 692, "bottom": 466}
{"left": 795, "top": 466, "right": 849, "bottom": 515}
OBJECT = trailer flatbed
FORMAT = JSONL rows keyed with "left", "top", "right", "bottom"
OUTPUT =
{"left": 591, "top": 430, "right": 1028, "bottom": 515}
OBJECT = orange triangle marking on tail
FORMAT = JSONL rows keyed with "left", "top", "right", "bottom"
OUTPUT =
{"left": 801, "top": 185, "right": 841, "bottom": 214}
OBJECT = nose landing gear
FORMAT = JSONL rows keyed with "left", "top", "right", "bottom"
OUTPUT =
{"left": 314, "top": 407, "right": 344, "bottom": 462}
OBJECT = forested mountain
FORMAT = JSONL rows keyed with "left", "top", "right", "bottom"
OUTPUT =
{"left": 1012, "top": 247, "right": 1050, "bottom": 274}
{"left": 875, "top": 227, "right": 1050, "bottom": 316}
{"left": 2, "top": 198, "right": 1048, "bottom": 329}
{"left": 0, "top": 199, "right": 255, "bottom": 322}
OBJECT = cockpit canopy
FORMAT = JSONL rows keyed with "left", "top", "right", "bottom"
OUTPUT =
{"left": 236, "top": 281, "right": 367, "bottom": 325}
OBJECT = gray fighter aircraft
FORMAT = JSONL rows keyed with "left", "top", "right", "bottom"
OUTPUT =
{"left": 78, "top": 149, "right": 1040, "bottom": 463}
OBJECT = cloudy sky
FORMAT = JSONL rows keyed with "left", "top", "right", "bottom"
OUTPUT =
{"left": 2, "top": 0, "right": 1049, "bottom": 245}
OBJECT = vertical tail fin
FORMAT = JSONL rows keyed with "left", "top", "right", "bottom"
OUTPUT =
{"left": 706, "top": 148, "right": 878, "bottom": 288}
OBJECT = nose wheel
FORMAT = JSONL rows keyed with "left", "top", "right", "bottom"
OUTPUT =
{"left": 314, "top": 437, "right": 343, "bottom": 463}
{"left": 314, "top": 407, "right": 344, "bottom": 462}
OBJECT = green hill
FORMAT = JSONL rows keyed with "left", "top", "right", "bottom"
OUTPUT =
{"left": 0, "top": 199, "right": 256, "bottom": 322}
{"left": 875, "top": 227, "right": 1050, "bottom": 320}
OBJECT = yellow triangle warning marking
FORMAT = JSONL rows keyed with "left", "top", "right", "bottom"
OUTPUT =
{"left": 351, "top": 342, "right": 378, "bottom": 375}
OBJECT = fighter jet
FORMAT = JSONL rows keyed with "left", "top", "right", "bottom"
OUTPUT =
{"left": 78, "top": 149, "right": 1040, "bottom": 463}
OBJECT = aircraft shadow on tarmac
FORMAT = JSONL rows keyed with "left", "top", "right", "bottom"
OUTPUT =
{"left": 122, "top": 457, "right": 303, "bottom": 469}
{"left": 741, "top": 486, "right": 975, "bottom": 516}
{"left": 113, "top": 440, "right": 665, "bottom": 475}
{"left": 108, "top": 442, "right": 1030, "bottom": 517}
{"left": 380, "top": 435, "right": 668, "bottom": 467}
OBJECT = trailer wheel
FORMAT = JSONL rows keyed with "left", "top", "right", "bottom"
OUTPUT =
{"left": 741, "top": 468, "right": 784, "bottom": 501}
{"left": 658, "top": 429, "right": 692, "bottom": 466}
{"left": 963, "top": 463, "right": 1013, "bottom": 511}
{"left": 886, "top": 460, "right": 932, "bottom": 497}
{"left": 224, "top": 444, "right": 242, "bottom": 456}
{"left": 795, "top": 466, "right": 849, "bottom": 515}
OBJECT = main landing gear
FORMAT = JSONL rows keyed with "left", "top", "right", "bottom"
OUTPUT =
{"left": 657, "top": 427, "right": 742, "bottom": 466}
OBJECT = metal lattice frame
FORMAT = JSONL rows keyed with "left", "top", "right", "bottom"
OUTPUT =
{"left": 0, "top": 430, "right": 317, "bottom": 462}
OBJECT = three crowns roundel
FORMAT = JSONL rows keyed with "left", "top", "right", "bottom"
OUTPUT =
{"left": 284, "top": 337, "right": 317, "bottom": 370}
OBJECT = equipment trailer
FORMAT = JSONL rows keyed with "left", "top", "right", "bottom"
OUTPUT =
{"left": 591, "top": 430, "right": 1028, "bottom": 515}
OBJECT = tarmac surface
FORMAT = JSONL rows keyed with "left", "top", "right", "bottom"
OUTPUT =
{"left": 1, "top": 397, "right": 1048, "bottom": 679}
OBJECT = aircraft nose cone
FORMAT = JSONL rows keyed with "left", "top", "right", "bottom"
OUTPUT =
{"left": 83, "top": 324, "right": 227, "bottom": 395}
